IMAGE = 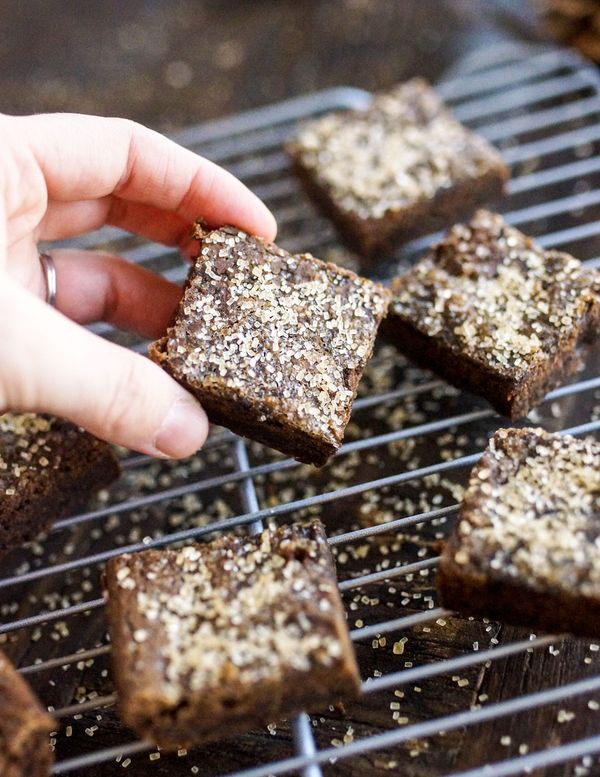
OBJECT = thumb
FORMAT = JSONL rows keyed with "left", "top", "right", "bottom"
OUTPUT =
{"left": 0, "top": 277, "right": 208, "bottom": 457}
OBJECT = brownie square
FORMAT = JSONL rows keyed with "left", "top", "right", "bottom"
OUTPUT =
{"left": 383, "top": 210, "right": 600, "bottom": 418}
{"left": 0, "top": 413, "right": 120, "bottom": 556}
{"left": 286, "top": 78, "right": 508, "bottom": 263}
{"left": 0, "top": 650, "right": 55, "bottom": 776}
{"left": 438, "top": 427, "right": 600, "bottom": 637}
{"left": 149, "top": 226, "right": 389, "bottom": 466}
{"left": 105, "top": 520, "right": 361, "bottom": 749}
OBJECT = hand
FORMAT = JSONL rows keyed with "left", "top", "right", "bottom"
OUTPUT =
{"left": 0, "top": 113, "right": 276, "bottom": 457}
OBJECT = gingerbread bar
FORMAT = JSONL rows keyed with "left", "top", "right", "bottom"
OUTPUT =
{"left": 149, "top": 225, "right": 389, "bottom": 465}
{"left": 287, "top": 79, "right": 508, "bottom": 263}
{"left": 438, "top": 427, "right": 600, "bottom": 637}
{"left": 536, "top": 0, "right": 600, "bottom": 63}
{"left": 383, "top": 210, "right": 600, "bottom": 418}
{"left": 0, "top": 650, "right": 55, "bottom": 776}
{"left": 105, "top": 520, "right": 361, "bottom": 749}
{"left": 0, "top": 413, "right": 120, "bottom": 556}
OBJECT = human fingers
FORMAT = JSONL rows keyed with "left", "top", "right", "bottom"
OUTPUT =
{"left": 0, "top": 276, "right": 208, "bottom": 458}
{"left": 39, "top": 197, "right": 196, "bottom": 255}
{"left": 49, "top": 249, "right": 182, "bottom": 339}
{"left": 11, "top": 113, "right": 277, "bottom": 240}
{"left": 37, "top": 198, "right": 111, "bottom": 240}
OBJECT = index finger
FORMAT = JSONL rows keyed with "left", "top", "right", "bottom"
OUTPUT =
{"left": 9, "top": 112, "right": 277, "bottom": 241}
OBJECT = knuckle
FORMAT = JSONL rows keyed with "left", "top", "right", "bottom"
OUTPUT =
{"left": 113, "top": 118, "right": 142, "bottom": 195}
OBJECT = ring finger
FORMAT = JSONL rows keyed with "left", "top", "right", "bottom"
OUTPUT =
{"left": 42, "top": 248, "right": 183, "bottom": 339}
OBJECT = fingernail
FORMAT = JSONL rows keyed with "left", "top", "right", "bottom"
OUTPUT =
{"left": 153, "top": 397, "right": 209, "bottom": 458}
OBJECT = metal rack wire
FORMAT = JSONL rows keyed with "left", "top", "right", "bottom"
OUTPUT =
{"left": 6, "top": 39, "right": 600, "bottom": 775}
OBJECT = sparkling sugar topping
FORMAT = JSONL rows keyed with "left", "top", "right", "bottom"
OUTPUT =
{"left": 455, "top": 428, "right": 600, "bottom": 596}
{"left": 115, "top": 523, "right": 347, "bottom": 701}
{"left": 390, "top": 210, "right": 600, "bottom": 377}
{"left": 0, "top": 413, "right": 58, "bottom": 493}
{"left": 158, "top": 226, "right": 388, "bottom": 444}
{"left": 291, "top": 79, "right": 504, "bottom": 219}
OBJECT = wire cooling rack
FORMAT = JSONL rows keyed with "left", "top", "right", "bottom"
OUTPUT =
{"left": 7, "top": 39, "right": 600, "bottom": 776}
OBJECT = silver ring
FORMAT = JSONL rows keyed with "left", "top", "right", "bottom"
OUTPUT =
{"left": 39, "top": 252, "right": 57, "bottom": 307}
